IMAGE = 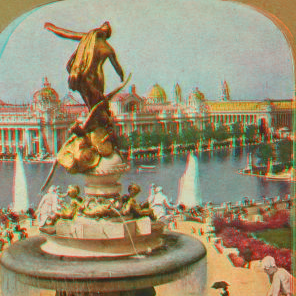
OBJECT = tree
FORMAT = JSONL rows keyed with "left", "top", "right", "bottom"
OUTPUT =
{"left": 180, "top": 126, "right": 200, "bottom": 144}
{"left": 230, "top": 122, "right": 243, "bottom": 138}
{"left": 255, "top": 143, "right": 275, "bottom": 165}
{"left": 203, "top": 123, "right": 215, "bottom": 141}
{"left": 150, "top": 130, "right": 161, "bottom": 147}
{"left": 213, "top": 125, "right": 230, "bottom": 142}
{"left": 245, "top": 124, "right": 258, "bottom": 141}
{"left": 117, "top": 134, "right": 129, "bottom": 150}
{"left": 277, "top": 139, "right": 292, "bottom": 164}
{"left": 140, "top": 132, "right": 152, "bottom": 148}
{"left": 129, "top": 131, "right": 140, "bottom": 148}
{"left": 159, "top": 130, "right": 173, "bottom": 148}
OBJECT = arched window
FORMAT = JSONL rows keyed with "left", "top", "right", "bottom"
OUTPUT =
{"left": 124, "top": 101, "right": 138, "bottom": 113}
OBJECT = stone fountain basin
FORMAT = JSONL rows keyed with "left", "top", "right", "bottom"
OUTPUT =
{"left": 40, "top": 218, "right": 165, "bottom": 257}
{"left": 0, "top": 232, "right": 207, "bottom": 294}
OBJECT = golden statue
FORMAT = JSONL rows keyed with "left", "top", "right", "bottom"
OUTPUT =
{"left": 80, "top": 184, "right": 155, "bottom": 220}
{"left": 50, "top": 185, "right": 84, "bottom": 224}
{"left": 43, "top": 22, "right": 131, "bottom": 176}
{"left": 44, "top": 21, "right": 124, "bottom": 110}
{"left": 119, "top": 184, "right": 155, "bottom": 219}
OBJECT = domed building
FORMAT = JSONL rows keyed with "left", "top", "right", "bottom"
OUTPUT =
{"left": 187, "top": 87, "right": 209, "bottom": 114}
{"left": 32, "top": 77, "right": 61, "bottom": 114}
{"left": 0, "top": 79, "right": 293, "bottom": 159}
{"left": 110, "top": 85, "right": 144, "bottom": 116}
{"left": 0, "top": 79, "right": 81, "bottom": 158}
{"left": 188, "top": 87, "right": 205, "bottom": 105}
{"left": 145, "top": 84, "right": 168, "bottom": 105}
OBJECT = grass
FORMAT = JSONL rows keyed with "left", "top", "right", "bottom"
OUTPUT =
{"left": 252, "top": 228, "right": 292, "bottom": 249}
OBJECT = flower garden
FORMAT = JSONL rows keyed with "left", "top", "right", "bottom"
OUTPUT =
{"left": 212, "top": 209, "right": 292, "bottom": 272}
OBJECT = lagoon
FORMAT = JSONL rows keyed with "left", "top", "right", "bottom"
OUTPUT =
{"left": 0, "top": 147, "right": 291, "bottom": 208}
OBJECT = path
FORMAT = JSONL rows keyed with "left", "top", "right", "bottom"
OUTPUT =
{"left": 156, "top": 220, "right": 270, "bottom": 296}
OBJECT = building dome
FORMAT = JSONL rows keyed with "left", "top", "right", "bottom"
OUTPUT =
{"left": 188, "top": 87, "right": 206, "bottom": 107}
{"left": 33, "top": 77, "right": 60, "bottom": 112}
{"left": 146, "top": 84, "right": 167, "bottom": 104}
{"left": 187, "top": 87, "right": 209, "bottom": 113}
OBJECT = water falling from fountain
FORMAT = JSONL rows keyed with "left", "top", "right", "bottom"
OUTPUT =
{"left": 13, "top": 150, "right": 29, "bottom": 213}
{"left": 176, "top": 152, "right": 202, "bottom": 208}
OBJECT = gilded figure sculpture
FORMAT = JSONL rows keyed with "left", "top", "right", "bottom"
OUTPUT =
{"left": 42, "top": 22, "right": 131, "bottom": 177}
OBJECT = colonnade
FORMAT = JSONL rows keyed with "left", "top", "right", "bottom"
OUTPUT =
{"left": 0, "top": 127, "right": 67, "bottom": 156}
{"left": 210, "top": 113, "right": 258, "bottom": 126}
{"left": 0, "top": 128, "right": 42, "bottom": 155}
{"left": 272, "top": 112, "right": 292, "bottom": 129}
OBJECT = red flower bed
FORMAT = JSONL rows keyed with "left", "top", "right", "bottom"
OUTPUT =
{"left": 228, "top": 253, "right": 245, "bottom": 267}
{"left": 219, "top": 227, "right": 292, "bottom": 272}
{"left": 213, "top": 210, "right": 290, "bottom": 233}
{"left": 214, "top": 243, "right": 224, "bottom": 254}
{"left": 212, "top": 210, "right": 292, "bottom": 272}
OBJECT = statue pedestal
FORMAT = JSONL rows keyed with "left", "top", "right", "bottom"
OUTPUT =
{"left": 40, "top": 218, "right": 165, "bottom": 257}
{"left": 83, "top": 153, "right": 129, "bottom": 198}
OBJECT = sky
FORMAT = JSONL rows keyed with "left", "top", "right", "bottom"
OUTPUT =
{"left": 0, "top": 0, "right": 294, "bottom": 104}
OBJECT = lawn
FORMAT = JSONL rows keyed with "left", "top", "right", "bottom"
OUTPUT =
{"left": 252, "top": 228, "right": 292, "bottom": 249}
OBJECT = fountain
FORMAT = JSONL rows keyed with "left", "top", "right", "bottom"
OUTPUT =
{"left": 177, "top": 153, "right": 202, "bottom": 208}
{"left": 12, "top": 149, "right": 29, "bottom": 213}
{"left": 245, "top": 152, "right": 253, "bottom": 173}
{"left": 0, "top": 21, "right": 206, "bottom": 296}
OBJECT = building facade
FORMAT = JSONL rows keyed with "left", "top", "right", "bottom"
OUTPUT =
{"left": 0, "top": 79, "right": 293, "bottom": 157}
{"left": 0, "top": 78, "right": 82, "bottom": 157}
{"left": 110, "top": 83, "right": 293, "bottom": 137}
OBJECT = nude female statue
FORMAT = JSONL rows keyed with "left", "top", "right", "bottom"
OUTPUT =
{"left": 40, "top": 22, "right": 130, "bottom": 193}
{"left": 44, "top": 21, "right": 124, "bottom": 110}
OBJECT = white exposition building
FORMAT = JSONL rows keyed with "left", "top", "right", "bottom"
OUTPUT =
{"left": 0, "top": 78, "right": 292, "bottom": 157}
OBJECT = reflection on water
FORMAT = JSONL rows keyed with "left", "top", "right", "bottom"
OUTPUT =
{"left": 0, "top": 148, "right": 291, "bottom": 208}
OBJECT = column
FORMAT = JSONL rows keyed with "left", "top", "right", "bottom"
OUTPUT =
{"left": 39, "top": 128, "right": 43, "bottom": 154}
{"left": 54, "top": 128, "right": 58, "bottom": 155}
{"left": 8, "top": 129, "right": 12, "bottom": 153}
{"left": 1, "top": 129, "right": 4, "bottom": 153}
{"left": 26, "top": 129, "right": 32, "bottom": 156}
{"left": 15, "top": 129, "right": 19, "bottom": 152}
{"left": 22, "top": 130, "right": 26, "bottom": 151}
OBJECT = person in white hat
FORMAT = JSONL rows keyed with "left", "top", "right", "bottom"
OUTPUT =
{"left": 150, "top": 186, "right": 175, "bottom": 220}
{"left": 262, "top": 256, "right": 293, "bottom": 296}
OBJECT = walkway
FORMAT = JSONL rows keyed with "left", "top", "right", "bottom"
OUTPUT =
{"left": 156, "top": 220, "right": 270, "bottom": 296}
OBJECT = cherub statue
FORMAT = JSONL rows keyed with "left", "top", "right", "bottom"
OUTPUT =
{"left": 119, "top": 184, "right": 155, "bottom": 219}
{"left": 40, "top": 185, "right": 84, "bottom": 232}
{"left": 80, "top": 197, "right": 114, "bottom": 219}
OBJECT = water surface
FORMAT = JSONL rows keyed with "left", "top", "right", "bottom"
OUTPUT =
{"left": 0, "top": 148, "right": 291, "bottom": 208}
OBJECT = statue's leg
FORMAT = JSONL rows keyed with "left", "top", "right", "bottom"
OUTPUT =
{"left": 84, "top": 76, "right": 104, "bottom": 109}
{"left": 80, "top": 92, "right": 92, "bottom": 110}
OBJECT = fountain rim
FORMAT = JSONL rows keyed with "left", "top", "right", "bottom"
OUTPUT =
{"left": 0, "top": 232, "right": 206, "bottom": 291}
